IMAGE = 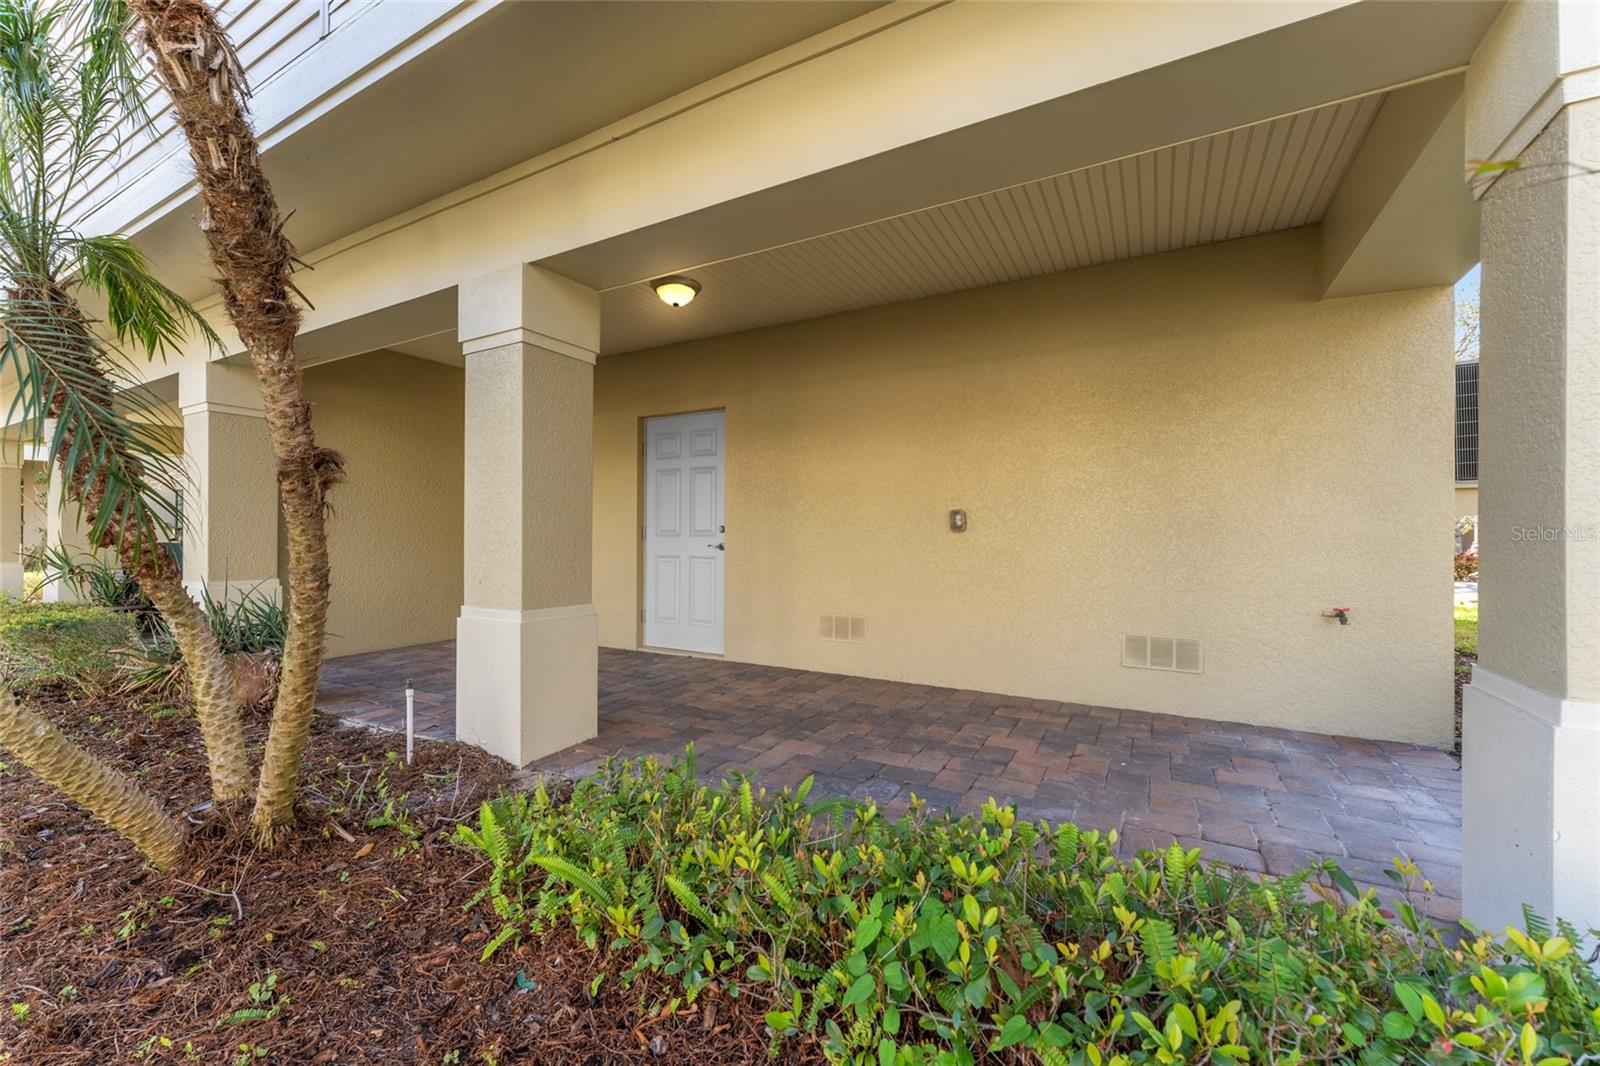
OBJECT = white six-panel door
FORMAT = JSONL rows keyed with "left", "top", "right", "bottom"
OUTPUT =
{"left": 644, "top": 411, "right": 725, "bottom": 654}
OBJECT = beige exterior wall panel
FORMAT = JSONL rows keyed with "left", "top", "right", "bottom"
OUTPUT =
{"left": 43, "top": 455, "right": 102, "bottom": 602}
{"left": 1478, "top": 100, "right": 1600, "bottom": 701}
{"left": 299, "top": 351, "right": 465, "bottom": 658}
{"left": 1461, "top": 7, "right": 1600, "bottom": 942}
{"left": 21, "top": 460, "right": 46, "bottom": 556}
{"left": 595, "top": 228, "right": 1454, "bottom": 745}
{"left": 182, "top": 410, "right": 279, "bottom": 587}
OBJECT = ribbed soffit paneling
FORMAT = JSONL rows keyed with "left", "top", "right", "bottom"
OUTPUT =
{"left": 600, "top": 93, "right": 1384, "bottom": 356}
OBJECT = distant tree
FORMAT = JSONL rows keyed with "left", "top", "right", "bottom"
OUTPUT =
{"left": 1456, "top": 294, "right": 1479, "bottom": 362}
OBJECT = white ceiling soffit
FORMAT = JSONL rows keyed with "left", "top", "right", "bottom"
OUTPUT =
{"left": 601, "top": 93, "right": 1384, "bottom": 357}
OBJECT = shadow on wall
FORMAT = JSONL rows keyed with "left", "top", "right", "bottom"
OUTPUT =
{"left": 286, "top": 349, "right": 465, "bottom": 658}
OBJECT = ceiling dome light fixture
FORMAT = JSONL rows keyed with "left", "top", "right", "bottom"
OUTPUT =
{"left": 652, "top": 275, "right": 701, "bottom": 308}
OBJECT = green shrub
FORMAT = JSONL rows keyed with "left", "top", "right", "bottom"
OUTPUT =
{"left": 458, "top": 749, "right": 1600, "bottom": 1065}
{"left": 26, "top": 548, "right": 285, "bottom": 656}
{"left": 114, "top": 585, "right": 285, "bottom": 704}
{"left": 25, "top": 544, "right": 160, "bottom": 633}
{"left": 18, "top": 549, "right": 286, "bottom": 702}
{"left": 193, "top": 584, "right": 287, "bottom": 656}
{"left": 0, "top": 598, "right": 134, "bottom": 691}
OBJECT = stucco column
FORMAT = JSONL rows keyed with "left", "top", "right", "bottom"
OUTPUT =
{"left": 1461, "top": 0, "right": 1600, "bottom": 936}
{"left": 42, "top": 431, "right": 97, "bottom": 603}
{"left": 455, "top": 264, "right": 599, "bottom": 766}
{"left": 0, "top": 458, "right": 22, "bottom": 596}
{"left": 179, "top": 361, "right": 281, "bottom": 604}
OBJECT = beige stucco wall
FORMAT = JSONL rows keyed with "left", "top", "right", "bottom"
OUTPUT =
{"left": 594, "top": 227, "right": 1455, "bottom": 746}
{"left": 1478, "top": 97, "right": 1600, "bottom": 703}
{"left": 294, "top": 350, "right": 465, "bottom": 658}
{"left": 183, "top": 409, "right": 279, "bottom": 586}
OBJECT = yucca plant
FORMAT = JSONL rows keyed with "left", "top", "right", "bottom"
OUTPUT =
{"left": 194, "top": 583, "right": 287, "bottom": 656}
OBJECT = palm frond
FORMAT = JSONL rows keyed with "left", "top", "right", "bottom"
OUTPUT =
{"left": 0, "top": 0, "right": 209, "bottom": 562}
{"left": 0, "top": 0, "right": 147, "bottom": 226}
{"left": 70, "top": 233, "right": 220, "bottom": 355}
{"left": 0, "top": 295, "right": 184, "bottom": 555}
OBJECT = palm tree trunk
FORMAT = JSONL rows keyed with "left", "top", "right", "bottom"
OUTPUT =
{"left": 0, "top": 688, "right": 186, "bottom": 869}
{"left": 131, "top": 0, "right": 343, "bottom": 845}
{"left": 17, "top": 283, "right": 252, "bottom": 803}
{"left": 132, "top": 553, "right": 254, "bottom": 800}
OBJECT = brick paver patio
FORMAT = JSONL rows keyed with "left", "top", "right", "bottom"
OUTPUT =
{"left": 319, "top": 641, "right": 1463, "bottom": 919}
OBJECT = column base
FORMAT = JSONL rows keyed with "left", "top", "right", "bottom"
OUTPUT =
{"left": 1462, "top": 667, "right": 1599, "bottom": 937}
{"left": 183, "top": 578, "right": 283, "bottom": 607}
{"left": 1, "top": 562, "right": 23, "bottom": 598}
{"left": 455, "top": 603, "right": 598, "bottom": 767}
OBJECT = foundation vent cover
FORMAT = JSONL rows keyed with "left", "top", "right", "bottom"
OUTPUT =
{"left": 1123, "top": 634, "right": 1202, "bottom": 674}
{"left": 821, "top": 615, "right": 867, "bottom": 643}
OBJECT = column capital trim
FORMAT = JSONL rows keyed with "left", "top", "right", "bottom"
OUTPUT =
{"left": 460, "top": 327, "right": 598, "bottom": 364}
{"left": 178, "top": 361, "right": 267, "bottom": 417}
{"left": 1471, "top": 69, "right": 1600, "bottom": 200}
{"left": 1468, "top": 665, "right": 1600, "bottom": 731}
{"left": 458, "top": 263, "right": 600, "bottom": 361}
{"left": 1467, "top": 0, "right": 1600, "bottom": 198}
{"left": 179, "top": 400, "right": 269, "bottom": 419}
{"left": 459, "top": 602, "right": 597, "bottom": 624}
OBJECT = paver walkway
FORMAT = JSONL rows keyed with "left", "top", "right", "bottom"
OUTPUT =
{"left": 319, "top": 642, "right": 1463, "bottom": 919}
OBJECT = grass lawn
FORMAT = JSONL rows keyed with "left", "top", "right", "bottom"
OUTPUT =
{"left": 1455, "top": 603, "right": 1478, "bottom": 656}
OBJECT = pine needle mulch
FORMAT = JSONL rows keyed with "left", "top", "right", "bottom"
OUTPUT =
{"left": 0, "top": 689, "right": 806, "bottom": 1064}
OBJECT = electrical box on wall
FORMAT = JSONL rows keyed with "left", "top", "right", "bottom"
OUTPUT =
{"left": 949, "top": 509, "right": 967, "bottom": 532}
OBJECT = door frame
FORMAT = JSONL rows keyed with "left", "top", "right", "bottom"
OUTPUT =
{"left": 635, "top": 406, "right": 726, "bottom": 655}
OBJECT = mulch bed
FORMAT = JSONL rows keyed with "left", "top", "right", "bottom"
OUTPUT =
{"left": 0, "top": 688, "right": 812, "bottom": 1064}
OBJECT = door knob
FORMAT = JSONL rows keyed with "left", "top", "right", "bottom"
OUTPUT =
{"left": 707, "top": 542, "right": 725, "bottom": 551}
